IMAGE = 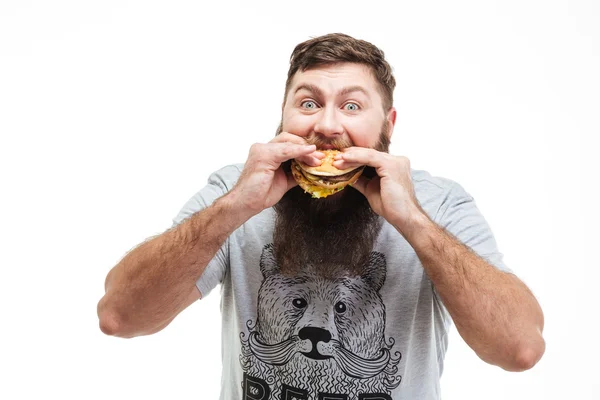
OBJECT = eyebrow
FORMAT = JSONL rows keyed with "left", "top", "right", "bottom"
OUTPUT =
{"left": 294, "top": 83, "right": 370, "bottom": 98}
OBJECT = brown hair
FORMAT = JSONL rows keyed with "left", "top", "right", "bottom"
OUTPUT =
{"left": 284, "top": 33, "right": 396, "bottom": 111}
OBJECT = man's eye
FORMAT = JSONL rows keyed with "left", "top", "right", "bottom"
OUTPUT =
{"left": 344, "top": 103, "right": 359, "bottom": 111}
{"left": 301, "top": 101, "right": 317, "bottom": 109}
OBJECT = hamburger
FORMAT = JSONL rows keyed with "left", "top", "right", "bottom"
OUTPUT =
{"left": 291, "top": 150, "right": 365, "bottom": 199}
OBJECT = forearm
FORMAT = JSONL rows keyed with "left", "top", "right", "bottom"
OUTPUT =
{"left": 395, "top": 209, "right": 545, "bottom": 371}
{"left": 98, "top": 191, "right": 253, "bottom": 337}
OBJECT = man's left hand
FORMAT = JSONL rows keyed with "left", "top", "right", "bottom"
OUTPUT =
{"left": 333, "top": 148, "right": 425, "bottom": 230}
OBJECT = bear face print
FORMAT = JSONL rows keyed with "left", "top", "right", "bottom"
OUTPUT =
{"left": 239, "top": 244, "right": 402, "bottom": 399}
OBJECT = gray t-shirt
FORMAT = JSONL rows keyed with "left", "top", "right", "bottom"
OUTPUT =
{"left": 172, "top": 164, "right": 511, "bottom": 400}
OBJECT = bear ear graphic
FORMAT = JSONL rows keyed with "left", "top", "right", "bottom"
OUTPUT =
{"left": 259, "top": 243, "right": 280, "bottom": 278}
{"left": 363, "top": 251, "right": 387, "bottom": 291}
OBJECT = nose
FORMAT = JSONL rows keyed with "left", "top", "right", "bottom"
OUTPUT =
{"left": 314, "top": 107, "right": 343, "bottom": 138}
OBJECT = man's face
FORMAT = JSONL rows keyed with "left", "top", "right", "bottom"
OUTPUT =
{"left": 280, "top": 62, "right": 396, "bottom": 150}
{"left": 273, "top": 62, "right": 396, "bottom": 277}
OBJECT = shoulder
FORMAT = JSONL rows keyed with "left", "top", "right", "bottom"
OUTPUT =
{"left": 411, "top": 168, "right": 460, "bottom": 191}
{"left": 411, "top": 168, "right": 471, "bottom": 197}
{"left": 206, "top": 163, "right": 245, "bottom": 190}
{"left": 171, "top": 163, "right": 245, "bottom": 227}
{"left": 410, "top": 168, "right": 472, "bottom": 221}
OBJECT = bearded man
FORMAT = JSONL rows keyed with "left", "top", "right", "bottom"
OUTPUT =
{"left": 97, "top": 33, "right": 545, "bottom": 399}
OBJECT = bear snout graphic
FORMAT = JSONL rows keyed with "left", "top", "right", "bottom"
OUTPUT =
{"left": 298, "top": 327, "right": 333, "bottom": 360}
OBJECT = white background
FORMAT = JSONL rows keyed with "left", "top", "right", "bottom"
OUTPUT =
{"left": 1, "top": 0, "right": 598, "bottom": 398}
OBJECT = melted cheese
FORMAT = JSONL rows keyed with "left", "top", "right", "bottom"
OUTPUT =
{"left": 308, "top": 185, "right": 345, "bottom": 199}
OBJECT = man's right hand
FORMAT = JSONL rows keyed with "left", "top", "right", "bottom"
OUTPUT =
{"left": 229, "top": 132, "right": 324, "bottom": 215}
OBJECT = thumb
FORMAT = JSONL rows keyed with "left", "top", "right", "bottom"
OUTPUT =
{"left": 350, "top": 176, "right": 369, "bottom": 196}
{"left": 286, "top": 171, "right": 299, "bottom": 192}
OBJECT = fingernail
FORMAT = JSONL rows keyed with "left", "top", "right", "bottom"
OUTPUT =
{"left": 314, "top": 151, "right": 326, "bottom": 158}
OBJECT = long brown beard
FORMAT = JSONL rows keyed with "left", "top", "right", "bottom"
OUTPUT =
{"left": 273, "top": 121, "right": 391, "bottom": 278}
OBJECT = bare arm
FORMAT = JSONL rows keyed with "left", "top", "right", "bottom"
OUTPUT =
{"left": 334, "top": 150, "right": 545, "bottom": 372}
{"left": 97, "top": 193, "right": 252, "bottom": 338}
{"left": 398, "top": 211, "right": 546, "bottom": 372}
{"left": 97, "top": 136, "right": 321, "bottom": 338}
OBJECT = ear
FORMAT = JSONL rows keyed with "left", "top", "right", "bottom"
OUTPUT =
{"left": 260, "top": 243, "right": 280, "bottom": 278}
{"left": 362, "top": 252, "right": 387, "bottom": 291}
{"left": 386, "top": 107, "right": 397, "bottom": 140}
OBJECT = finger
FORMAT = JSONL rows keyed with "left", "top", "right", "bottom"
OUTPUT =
{"left": 332, "top": 147, "right": 363, "bottom": 169}
{"left": 336, "top": 147, "right": 384, "bottom": 168}
{"left": 271, "top": 132, "right": 307, "bottom": 145}
{"left": 268, "top": 143, "right": 317, "bottom": 163}
{"left": 296, "top": 153, "right": 324, "bottom": 167}
{"left": 271, "top": 134, "right": 326, "bottom": 156}
{"left": 270, "top": 134, "right": 325, "bottom": 164}
{"left": 334, "top": 146, "right": 361, "bottom": 159}
{"left": 332, "top": 159, "right": 363, "bottom": 170}
{"left": 286, "top": 170, "right": 299, "bottom": 191}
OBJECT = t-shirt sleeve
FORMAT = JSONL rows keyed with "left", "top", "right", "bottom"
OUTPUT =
{"left": 171, "top": 164, "right": 242, "bottom": 298}
{"left": 434, "top": 182, "right": 512, "bottom": 274}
